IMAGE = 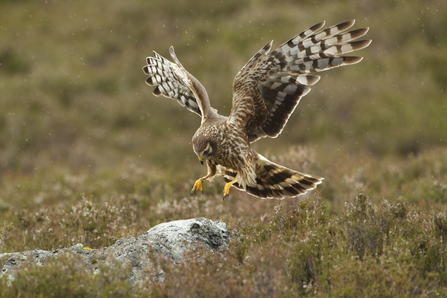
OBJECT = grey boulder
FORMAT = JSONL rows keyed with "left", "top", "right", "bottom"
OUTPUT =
{"left": 1, "top": 217, "right": 234, "bottom": 284}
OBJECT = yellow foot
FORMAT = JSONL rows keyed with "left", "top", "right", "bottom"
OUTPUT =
{"left": 191, "top": 178, "right": 204, "bottom": 195}
{"left": 222, "top": 182, "right": 232, "bottom": 200}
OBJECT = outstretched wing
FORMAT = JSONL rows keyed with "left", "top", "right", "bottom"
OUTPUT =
{"left": 228, "top": 20, "right": 372, "bottom": 142}
{"left": 143, "top": 47, "right": 217, "bottom": 119}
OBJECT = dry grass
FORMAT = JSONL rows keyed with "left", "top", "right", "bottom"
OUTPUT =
{"left": 1, "top": 0, "right": 447, "bottom": 296}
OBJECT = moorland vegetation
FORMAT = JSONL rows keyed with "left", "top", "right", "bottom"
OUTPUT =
{"left": 1, "top": 0, "right": 446, "bottom": 296}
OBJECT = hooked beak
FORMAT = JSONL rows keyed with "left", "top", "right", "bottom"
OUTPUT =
{"left": 199, "top": 156, "right": 204, "bottom": 165}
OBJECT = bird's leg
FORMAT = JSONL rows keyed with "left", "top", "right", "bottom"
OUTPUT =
{"left": 191, "top": 162, "right": 216, "bottom": 195}
{"left": 191, "top": 174, "right": 210, "bottom": 194}
{"left": 222, "top": 178, "right": 239, "bottom": 200}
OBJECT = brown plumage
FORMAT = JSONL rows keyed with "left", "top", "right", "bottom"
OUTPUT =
{"left": 142, "top": 20, "right": 371, "bottom": 199}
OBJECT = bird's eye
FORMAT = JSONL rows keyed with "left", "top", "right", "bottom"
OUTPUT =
{"left": 203, "top": 143, "right": 212, "bottom": 156}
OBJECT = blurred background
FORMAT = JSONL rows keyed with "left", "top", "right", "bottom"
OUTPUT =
{"left": 0, "top": 0, "right": 446, "bottom": 216}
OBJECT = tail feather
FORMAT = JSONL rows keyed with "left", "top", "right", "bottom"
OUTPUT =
{"left": 220, "top": 154, "right": 323, "bottom": 199}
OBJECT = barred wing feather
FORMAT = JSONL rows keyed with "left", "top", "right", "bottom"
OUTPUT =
{"left": 143, "top": 51, "right": 202, "bottom": 117}
{"left": 229, "top": 20, "right": 371, "bottom": 142}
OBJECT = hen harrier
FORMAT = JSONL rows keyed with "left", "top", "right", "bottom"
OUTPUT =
{"left": 143, "top": 20, "right": 371, "bottom": 199}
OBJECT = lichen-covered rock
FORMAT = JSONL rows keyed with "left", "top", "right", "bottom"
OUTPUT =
{"left": 144, "top": 217, "right": 231, "bottom": 261}
{"left": 0, "top": 217, "right": 234, "bottom": 284}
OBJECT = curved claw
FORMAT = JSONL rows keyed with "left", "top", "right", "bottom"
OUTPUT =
{"left": 191, "top": 178, "right": 204, "bottom": 195}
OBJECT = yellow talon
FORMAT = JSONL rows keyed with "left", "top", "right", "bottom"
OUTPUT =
{"left": 222, "top": 182, "right": 232, "bottom": 200}
{"left": 191, "top": 178, "right": 204, "bottom": 195}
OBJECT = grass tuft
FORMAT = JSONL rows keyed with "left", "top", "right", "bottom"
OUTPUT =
{"left": 0, "top": 253, "right": 134, "bottom": 298}
{"left": 1, "top": 0, "right": 446, "bottom": 295}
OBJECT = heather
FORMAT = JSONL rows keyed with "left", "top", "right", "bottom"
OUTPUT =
{"left": 1, "top": 0, "right": 446, "bottom": 296}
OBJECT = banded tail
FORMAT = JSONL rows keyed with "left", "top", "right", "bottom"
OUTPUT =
{"left": 220, "top": 154, "right": 323, "bottom": 199}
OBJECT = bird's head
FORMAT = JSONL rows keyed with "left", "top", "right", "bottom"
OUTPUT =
{"left": 192, "top": 138, "right": 216, "bottom": 165}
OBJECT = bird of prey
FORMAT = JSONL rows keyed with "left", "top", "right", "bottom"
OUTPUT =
{"left": 143, "top": 20, "right": 371, "bottom": 199}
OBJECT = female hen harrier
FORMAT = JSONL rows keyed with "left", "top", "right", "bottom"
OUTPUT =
{"left": 143, "top": 20, "right": 371, "bottom": 200}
